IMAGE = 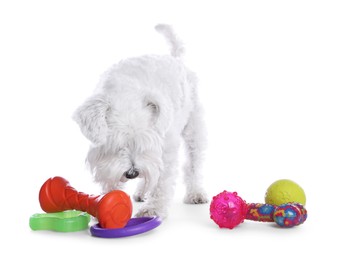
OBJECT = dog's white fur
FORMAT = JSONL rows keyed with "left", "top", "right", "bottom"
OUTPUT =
{"left": 73, "top": 24, "right": 208, "bottom": 219}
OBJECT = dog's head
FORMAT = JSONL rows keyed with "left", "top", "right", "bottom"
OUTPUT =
{"left": 73, "top": 92, "right": 171, "bottom": 193}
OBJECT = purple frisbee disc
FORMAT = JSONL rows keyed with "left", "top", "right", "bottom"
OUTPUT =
{"left": 90, "top": 217, "right": 162, "bottom": 238}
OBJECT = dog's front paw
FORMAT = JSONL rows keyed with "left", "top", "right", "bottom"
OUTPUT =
{"left": 184, "top": 191, "right": 209, "bottom": 204}
{"left": 135, "top": 205, "right": 167, "bottom": 219}
{"left": 133, "top": 193, "right": 145, "bottom": 202}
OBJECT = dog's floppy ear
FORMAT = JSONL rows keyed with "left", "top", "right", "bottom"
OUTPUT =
{"left": 72, "top": 95, "right": 109, "bottom": 145}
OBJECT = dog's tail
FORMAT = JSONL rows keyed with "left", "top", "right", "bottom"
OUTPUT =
{"left": 155, "top": 23, "right": 185, "bottom": 58}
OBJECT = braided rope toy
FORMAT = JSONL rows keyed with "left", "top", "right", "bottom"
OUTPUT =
{"left": 210, "top": 190, "right": 307, "bottom": 229}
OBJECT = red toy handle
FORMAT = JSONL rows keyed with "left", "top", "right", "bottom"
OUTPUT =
{"left": 39, "top": 176, "right": 132, "bottom": 229}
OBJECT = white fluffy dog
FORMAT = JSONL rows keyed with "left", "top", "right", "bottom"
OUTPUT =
{"left": 73, "top": 24, "right": 208, "bottom": 219}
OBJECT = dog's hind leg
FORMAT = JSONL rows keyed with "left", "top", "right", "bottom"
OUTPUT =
{"left": 182, "top": 103, "right": 209, "bottom": 204}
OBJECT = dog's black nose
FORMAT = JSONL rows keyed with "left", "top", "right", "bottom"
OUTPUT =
{"left": 124, "top": 168, "right": 139, "bottom": 179}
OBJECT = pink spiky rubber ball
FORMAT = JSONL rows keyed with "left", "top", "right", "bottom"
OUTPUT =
{"left": 210, "top": 190, "right": 248, "bottom": 229}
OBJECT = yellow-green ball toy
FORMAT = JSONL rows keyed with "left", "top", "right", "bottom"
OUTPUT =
{"left": 265, "top": 179, "right": 306, "bottom": 206}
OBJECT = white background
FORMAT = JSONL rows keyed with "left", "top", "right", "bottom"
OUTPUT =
{"left": 1, "top": 0, "right": 337, "bottom": 259}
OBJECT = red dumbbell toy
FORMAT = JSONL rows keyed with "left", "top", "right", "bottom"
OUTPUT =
{"left": 39, "top": 176, "right": 132, "bottom": 229}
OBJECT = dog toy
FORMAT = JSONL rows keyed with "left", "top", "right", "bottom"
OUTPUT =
{"left": 271, "top": 203, "right": 307, "bottom": 227}
{"left": 210, "top": 190, "right": 307, "bottom": 229}
{"left": 29, "top": 210, "right": 90, "bottom": 232}
{"left": 265, "top": 179, "right": 306, "bottom": 206}
{"left": 39, "top": 176, "right": 132, "bottom": 229}
{"left": 209, "top": 191, "right": 247, "bottom": 229}
{"left": 90, "top": 216, "right": 162, "bottom": 238}
{"left": 246, "top": 202, "right": 307, "bottom": 227}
